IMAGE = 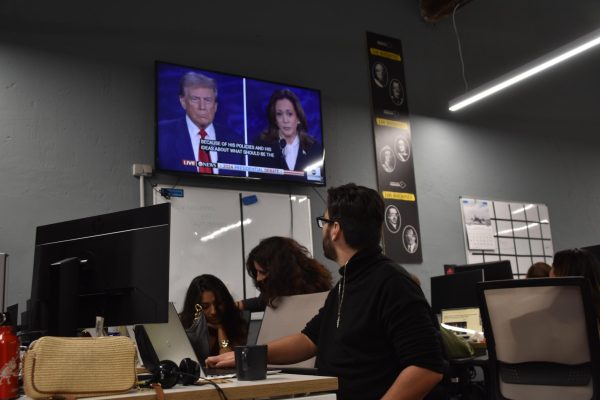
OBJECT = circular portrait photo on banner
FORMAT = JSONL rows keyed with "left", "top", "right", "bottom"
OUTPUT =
{"left": 402, "top": 225, "right": 419, "bottom": 254}
{"left": 389, "top": 79, "right": 405, "bottom": 106}
{"left": 384, "top": 205, "right": 401, "bottom": 234}
{"left": 379, "top": 145, "right": 396, "bottom": 173}
{"left": 395, "top": 136, "right": 411, "bottom": 162}
{"left": 372, "top": 62, "right": 388, "bottom": 89}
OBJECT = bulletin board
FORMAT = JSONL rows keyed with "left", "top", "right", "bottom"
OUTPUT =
{"left": 153, "top": 186, "right": 313, "bottom": 311}
{"left": 460, "top": 197, "right": 554, "bottom": 278}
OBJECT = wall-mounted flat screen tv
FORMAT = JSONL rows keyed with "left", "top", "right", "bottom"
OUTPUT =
{"left": 155, "top": 61, "right": 325, "bottom": 185}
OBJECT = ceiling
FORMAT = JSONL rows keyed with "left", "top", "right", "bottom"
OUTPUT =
{"left": 1, "top": 0, "right": 600, "bottom": 139}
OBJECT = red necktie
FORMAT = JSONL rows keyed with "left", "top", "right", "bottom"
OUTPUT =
{"left": 198, "top": 129, "right": 213, "bottom": 174}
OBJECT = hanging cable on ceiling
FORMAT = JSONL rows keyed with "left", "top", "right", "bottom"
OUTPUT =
{"left": 452, "top": 3, "right": 469, "bottom": 92}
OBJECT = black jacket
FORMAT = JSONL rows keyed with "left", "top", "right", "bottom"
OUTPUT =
{"left": 302, "top": 246, "right": 444, "bottom": 400}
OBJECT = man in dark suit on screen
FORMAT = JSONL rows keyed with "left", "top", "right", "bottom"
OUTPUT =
{"left": 157, "top": 72, "right": 244, "bottom": 175}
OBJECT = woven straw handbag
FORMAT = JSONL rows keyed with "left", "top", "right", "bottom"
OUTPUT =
{"left": 23, "top": 336, "right": 137, "bottom": 399}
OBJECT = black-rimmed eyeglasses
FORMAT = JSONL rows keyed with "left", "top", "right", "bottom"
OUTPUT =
{"left": 316, "top": 216, "right": 335, "bottom": 228}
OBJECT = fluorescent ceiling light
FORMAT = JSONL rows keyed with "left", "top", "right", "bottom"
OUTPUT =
{"left": 449, "top": 28, "right": 600, "bottom": 112}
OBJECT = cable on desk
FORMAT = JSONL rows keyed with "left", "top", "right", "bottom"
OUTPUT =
{"left": 150, "top": 383, "right": 165, "bottom": 400}
{"left": 197, "top": 377, "right": 228, "bottom": 400}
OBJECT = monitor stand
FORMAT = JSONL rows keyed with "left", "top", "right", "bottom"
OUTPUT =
{"left": 50, "top": 257, "right": 82, "bottom": 337}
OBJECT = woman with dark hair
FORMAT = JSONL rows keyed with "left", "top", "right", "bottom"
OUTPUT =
{"left": 526, "top": 262, "right": 552, "bottom": 278}
{"left": 249, "top": 89, "right": 322, "bottom": 178}
{"left": 180, "top": 274, "right": 248, "bottom": 358}
{"left": 551, "top": 248, "right": 600, "bottom": 322}
{"left": 237, "top": 236, "right": 333, "bottom": 312}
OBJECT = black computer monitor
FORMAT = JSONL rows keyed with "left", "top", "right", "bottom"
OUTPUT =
{"left": 448, "top": 260, "right": 514, "bottom": 281}
{"left": 28, "top": 203, "right": 171, "bottom": 336}
{"left": 430, "top": 269, "right": 484, "bottom": 315}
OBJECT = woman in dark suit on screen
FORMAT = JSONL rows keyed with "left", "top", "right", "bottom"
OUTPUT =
{"left": 249, "top": 89, "right": 322, "bottom": 179}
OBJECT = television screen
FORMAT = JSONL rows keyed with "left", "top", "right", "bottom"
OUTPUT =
{"left": 155, "top": 61, "right": 325, "bottom": 185}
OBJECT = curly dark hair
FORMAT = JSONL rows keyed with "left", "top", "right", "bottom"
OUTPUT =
{"left": 179, "top": 274, "right": 247, "bottom": 345}
{"left": 246, "top": 236, "right": 332, "bottom": 308}
{"left": 260, "top": 89, "right": 315, "bottom": 150}
{"left": 552, "top": 248, "right": 600, "bottom": 321}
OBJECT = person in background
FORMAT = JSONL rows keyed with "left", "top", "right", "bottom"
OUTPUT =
{"left": 526, "top": 262, "right": 552, "bottom": 278}
{"left": 395, "top": 137, "right": 410, "bottom": 162}
{"left": 180, "top": 274, "right": 248, "bottom": 357}
{"left": 404, "top": 226, "right": 419, "bottom": 253}
{"left": 249, "top": 89, "right": 322, "bottom": 177}
{"left": 373, "top": 62, "right": 387, "bottom": 88}
{"left": 237, "top": 236, "right": 332, "bottom": 312}
{"left": 550, "top": 248, "right": 600, "bottom": 323}
{"left": 385, "top": 206, "right": 400, "bottom": 233}
{"left": 381, "top": 147, "right": 396, "bottom": 173}
{"left": 389, "top": 79, "right": 404, "bottom": 105}
{"left": 408, "top": 273, "right": 474, "bottom": 361}
{"left": 210, "top": 183, "right": 444, "bottom": 400}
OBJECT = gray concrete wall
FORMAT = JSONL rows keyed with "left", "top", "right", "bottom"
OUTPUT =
{"left": 1, "top": 0, "right": 600, "bottom": 313}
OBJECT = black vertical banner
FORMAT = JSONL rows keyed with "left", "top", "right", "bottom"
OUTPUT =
{"left": 367, "top": 32, "right": 422, "bottom": 263}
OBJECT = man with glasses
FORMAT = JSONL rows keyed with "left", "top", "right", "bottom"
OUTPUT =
{"left": 208, "top": 183, "right": 444, "bottom": 400}
{"left": 157, "top": 71, "right": 244, "bottom": 175}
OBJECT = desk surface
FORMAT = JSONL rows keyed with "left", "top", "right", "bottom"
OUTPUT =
{"left": 81, "top": 373, "right": 337, "bottom": 400}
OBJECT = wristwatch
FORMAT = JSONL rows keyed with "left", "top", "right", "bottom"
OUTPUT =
{"left": 219, "top": 339, "right": 230, "bottom": 349}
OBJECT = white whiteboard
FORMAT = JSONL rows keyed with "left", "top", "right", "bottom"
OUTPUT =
{"left": 153, "top": 186, "right": 312, "bottom": 311}
{"left": 460, "top": 197, "right": 554, "bottom": 278}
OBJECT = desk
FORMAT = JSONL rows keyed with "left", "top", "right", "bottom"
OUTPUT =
{"left": 58, "top": 374, "right": 338, "bottom": 400}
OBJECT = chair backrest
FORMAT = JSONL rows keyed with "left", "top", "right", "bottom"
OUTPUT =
{"left": 256, "top": 291, "right": 329, "bottom": 368}
{"left": 478, "top": 277, "right": 600, "bottom": 400}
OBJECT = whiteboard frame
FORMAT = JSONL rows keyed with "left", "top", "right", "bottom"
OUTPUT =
{"left": 153, "top": 186, "right": 313, "bottom": 311}
{"left": 460, "top": 196, "right": 554, "bottom": 278}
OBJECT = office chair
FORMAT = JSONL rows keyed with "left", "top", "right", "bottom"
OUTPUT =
{"left": 478, "top": 277, "right": 600, "bottom": 400}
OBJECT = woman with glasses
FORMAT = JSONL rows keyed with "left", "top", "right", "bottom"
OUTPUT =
{"left": 237, "top": 236, "right": 332, "bottom": 312}
{"left": 180, "top": 274, "right": 248, "bottom": 359}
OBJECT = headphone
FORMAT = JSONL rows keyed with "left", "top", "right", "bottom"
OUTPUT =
{"left": 148, "top": 358, "right": 200, "bottom": 389}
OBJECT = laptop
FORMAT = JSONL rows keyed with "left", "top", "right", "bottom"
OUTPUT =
{"left": 256, "top": 291, "right": 329, "bottom": 370}
{"left": 139, "top": 302, "right": 237, "bottom": 378}
{"left": 441, "top": 307, "right": 482, "bottom": 339}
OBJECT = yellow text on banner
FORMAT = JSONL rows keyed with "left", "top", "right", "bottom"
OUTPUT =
{"left": 369, "top": 48, "right": 402, "bottom": 61}
{"left": 375, "top": 118, "right": 409, "bottom": 130}
{"left": 382, "top": 191, "right": 416, "bottom": 202}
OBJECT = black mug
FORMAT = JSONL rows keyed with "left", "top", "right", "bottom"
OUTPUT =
{"left": 234, "top": 345, "right": 267, "bottom": 380}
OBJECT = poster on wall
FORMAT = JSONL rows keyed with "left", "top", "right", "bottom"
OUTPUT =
{"left": 367, "top": 31, "right": 422, "bottom": 263}
{"left": 461, "top": 198, "right": 497, "bottom": 251}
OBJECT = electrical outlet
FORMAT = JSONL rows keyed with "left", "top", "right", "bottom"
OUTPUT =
{"left": 132, "top": 163, "right": 153, "bottom": 177}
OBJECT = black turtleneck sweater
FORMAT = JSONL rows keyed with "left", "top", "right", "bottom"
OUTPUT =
{"left": 302, "top": 247, "right": 444, "bottom": 400}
